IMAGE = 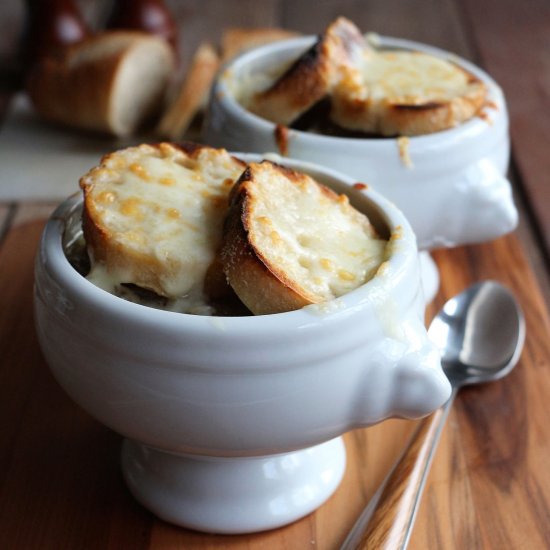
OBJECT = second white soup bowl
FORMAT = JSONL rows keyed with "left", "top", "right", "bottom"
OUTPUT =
{"left": 204, "top": 36, "right": 518, "bottom": 250}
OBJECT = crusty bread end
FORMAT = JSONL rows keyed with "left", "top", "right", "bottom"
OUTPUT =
{"left": 27, "top": 31, "right": 175, "bottom": 137}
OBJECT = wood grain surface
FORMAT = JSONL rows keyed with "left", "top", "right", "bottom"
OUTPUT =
{"left": 461, "top": 0, "right": 550, "bottom": 257}
{"left": 355, "top": 404, "right": 451, "bottom": 549}
{"left": 1, "top": 1, "right": 550, "bottom": 549}
{"left": 1, "top": 212, "right": 549, "bottom": 550}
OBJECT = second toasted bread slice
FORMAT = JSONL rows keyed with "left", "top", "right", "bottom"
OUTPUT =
{"left": 156, "top": 43, "right": 220, "bottom": 140}
{"left": 331, "top": 50, "right": 487, "bottom": 136}
{"left": 80, "top": 143, "right": 245, "bottom": 306}
{"left": 221, "top": 161, "right": 387, "bottom": 315}
{"left": 248, "top": 17, "right": 366, "bottom": 126}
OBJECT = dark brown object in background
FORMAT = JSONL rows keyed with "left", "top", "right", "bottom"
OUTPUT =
{"left": 18, "top": 0, "right": 89, "bottom": 72}
{"left": 104, "top": 0, "right": 179, "bottom": 55}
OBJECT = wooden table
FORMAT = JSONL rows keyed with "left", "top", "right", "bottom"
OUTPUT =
{"left": 1, "top": 1, "right": 550, "bottom": 548}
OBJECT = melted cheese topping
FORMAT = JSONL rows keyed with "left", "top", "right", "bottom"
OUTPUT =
{"left": 247, "top": 163, "right": 387, "bottom": 300}
{"left": 350, "top": 50, "right": 477, "bottom": 104}
{"left": 81, "top": 144, "right": 244, "bottom": 306}
{"left": 230, "top": 61, "right": 292, "bottom": 110}
{"left": 397, "top": 136, "right": 413, "bottom": 168}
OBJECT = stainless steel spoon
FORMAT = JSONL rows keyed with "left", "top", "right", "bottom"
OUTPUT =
{"left": 341, "top": 281, "right": 526, "bottom": 550}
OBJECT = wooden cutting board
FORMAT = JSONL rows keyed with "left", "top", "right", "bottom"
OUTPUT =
{"left": 1, "top": 204, "right": 549, "bottom": 549}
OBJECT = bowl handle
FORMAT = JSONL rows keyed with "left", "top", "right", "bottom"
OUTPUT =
{"left": 390, "top": 345, "right": 450, "bottom": 417}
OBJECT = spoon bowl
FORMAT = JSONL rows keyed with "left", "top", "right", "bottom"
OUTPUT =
{"left": 429, "top": 281, "right": 525, "bottom": 385}
{"left": 341, "top": 281, "right": 525, "bottom": 550}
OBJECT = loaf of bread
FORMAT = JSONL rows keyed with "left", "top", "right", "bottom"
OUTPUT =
{"left": 27, "top": 31, "right": 175, "bottom": 137}
{"left": 330, "top": 50, "right": 487, "bottom": 136}
{"left": 221, "top": 161, "right": 387, "bottom": 315}
{"left": 80, "top": 142, "right": 245, "bottom": 307}
{"left": 248, "top": 17, "right": 366, "bottom": 126}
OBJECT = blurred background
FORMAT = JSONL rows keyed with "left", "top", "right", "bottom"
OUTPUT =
{"left": 0, "top": 4, "right": 549, "bottom": 549}
{"left": 0, "top": 0, "right": 548, "bottom": 303}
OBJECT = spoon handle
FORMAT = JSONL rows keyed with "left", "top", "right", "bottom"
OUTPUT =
{"left": 340, "top": 390, "right": 457, "bottom": 550}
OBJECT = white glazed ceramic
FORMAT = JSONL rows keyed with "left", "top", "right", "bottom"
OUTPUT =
{"left": 34, "top": 156, "right": 451, "bottom": 534}
{"left": 204, "top": 36, "right": 518, "bottom": 250}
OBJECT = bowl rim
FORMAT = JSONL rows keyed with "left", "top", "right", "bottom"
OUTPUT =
{"left": 37, "top": 154, "right": 418, "bottom": 331}
{"left": 212, "top": 34, "right": 505, "bottom": 151}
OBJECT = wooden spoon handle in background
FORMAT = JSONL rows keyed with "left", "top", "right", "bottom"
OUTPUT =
{"left": 341, "top": 390, "right": 457, "bottom": 550}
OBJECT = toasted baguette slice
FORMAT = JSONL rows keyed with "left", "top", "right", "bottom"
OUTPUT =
{"left": 221, "top": 27, "right": 301, "bottom": 61}
{"left": 330, "top": 50, "right": 487, "bottom": 136}
{"left": 156, "top": 43, "right": 220, "bottom": 139}
{"left": 80, "top": 142, "right": 246, "bottom": 305}
{"left": 27, "top": 31, "right": 175, "bottom": 137}
{"left": 221, "top": 161, "right": 387, "bottom": 315}
{"left": 248, "top": 17, "right": 366, "bottom": 125}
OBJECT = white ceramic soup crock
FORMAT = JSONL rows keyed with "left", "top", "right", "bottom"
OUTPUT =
{"left": 34, "top": 155, "right": 451, "bottom": 534}
{"left": 204, "top": 36, "right": 518, "bottom": 250}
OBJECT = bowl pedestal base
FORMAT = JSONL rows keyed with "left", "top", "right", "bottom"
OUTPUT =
{"left": 121, "top": 436, "right": 346, "bottom": 534}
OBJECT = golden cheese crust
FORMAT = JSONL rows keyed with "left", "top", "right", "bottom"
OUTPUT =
{"left": 221, "top": 161, "right": 387, "bottom": 315}
{"left": 80, "top": 142, "right": 387, "bottom": 315}
{"left": 330, "top": 52, "right": 487, "bottom": 136}
{"left": 80, "top": 142, "right": 246, "bottom": 302}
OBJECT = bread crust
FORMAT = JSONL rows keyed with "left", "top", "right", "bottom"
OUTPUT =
{"left": 249, "top": 17, "right": 366, "bottom": 126}
{"left": 27, "top": 31, "right": 175, "bottom": 136}
{"left": 156, "top": 42, "right": 220, "bottom": 139}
